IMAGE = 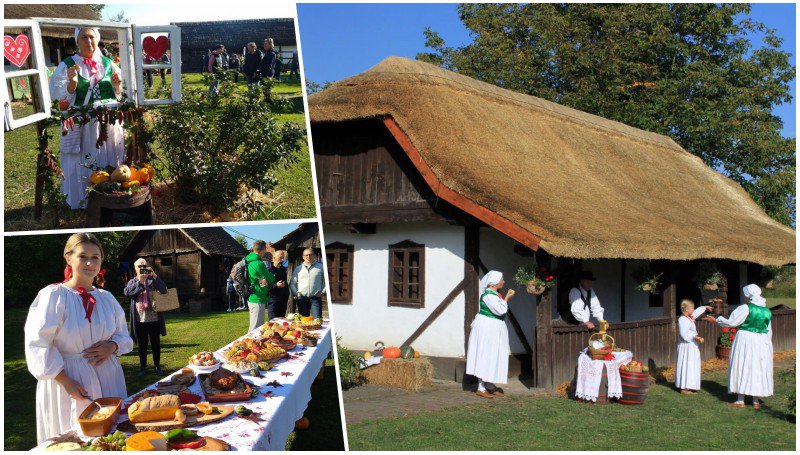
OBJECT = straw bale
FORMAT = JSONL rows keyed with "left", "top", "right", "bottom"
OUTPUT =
{"left": 362, "top": 357, "right": 433, "bottom": 392}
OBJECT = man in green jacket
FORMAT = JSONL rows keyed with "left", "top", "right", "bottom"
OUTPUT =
{"left": 246, "top": 240, "right": 276, "bottom": 332}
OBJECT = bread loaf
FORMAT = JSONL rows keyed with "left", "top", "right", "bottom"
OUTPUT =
{"left": 127, "top": 395, "right": 181, "bottom": 423}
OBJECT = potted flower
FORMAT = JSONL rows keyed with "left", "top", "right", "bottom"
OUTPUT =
{"left": 716, "top": 327, "right": 736, "bottom": 360}
{"left": 514, "top": 265, "right": 555, "bottom": 295}
{"left": 632, "top": 267, "right": 662, "bottom": 294}
{"left": 694, "top": 263, "right": 724, "bottom": 291}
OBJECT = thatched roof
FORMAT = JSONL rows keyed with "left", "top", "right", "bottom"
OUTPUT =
{"left": 309, "top": 57, "right": 795, "bottom": 266}
{"left": 5, "top": 4, "right": 116, "bottom": 41}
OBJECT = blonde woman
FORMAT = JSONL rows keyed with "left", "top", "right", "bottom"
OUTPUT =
{"left": 24, "top": 234, "right": 133, "bottom": 443}
{"left": 675, "top": 299, "right": 710, "bottom": 394}
{"left": 466, "top": 271, "right": 515, "bottom": 398}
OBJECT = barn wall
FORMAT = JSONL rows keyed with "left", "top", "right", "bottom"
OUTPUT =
{"left": 328, "top": 221, "right": 466, "bottom": 358}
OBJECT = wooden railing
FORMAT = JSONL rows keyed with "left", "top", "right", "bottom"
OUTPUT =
{"left": 549, "top": 307, "right": 795, "bottom": 387}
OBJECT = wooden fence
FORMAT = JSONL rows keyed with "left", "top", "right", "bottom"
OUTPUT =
{"left": 547, "top": 306, "right": 795, "bottom": 387}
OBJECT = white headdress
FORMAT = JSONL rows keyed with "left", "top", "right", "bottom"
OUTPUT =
{"left": 74, "top": 27, "right": 101, "bottom": 45}
{"left": 479, "top": 271, "right": 503, "bottom": 294}
{"left": 742, "top": 284, "right": 766, "bottom": 307}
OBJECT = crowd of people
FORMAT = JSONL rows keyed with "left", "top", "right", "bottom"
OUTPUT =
{"left": 205, "top": 38, "right": 300, "bottom": 94}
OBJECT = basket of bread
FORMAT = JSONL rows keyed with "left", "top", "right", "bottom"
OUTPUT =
{"left": 587, "top": 320, "right": 615, "bottom": 360}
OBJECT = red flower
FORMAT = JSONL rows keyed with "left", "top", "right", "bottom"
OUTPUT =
{"left": 731, "top": 328, "right": 737, "bottom": 333}
{"left": 722, "top": 327, "right": 729, "bottom": 333}
{"left": 547, "top": 275, "right": 554, "bottom": 280}
{"left": 729, "top": 334, "right": 734, "bottom": 340}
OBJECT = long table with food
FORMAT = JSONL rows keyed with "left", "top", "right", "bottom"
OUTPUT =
{"left": 36, "top": 316, "right": 332, "bottom": 451}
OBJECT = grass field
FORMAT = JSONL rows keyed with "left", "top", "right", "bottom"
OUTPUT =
{"left": 346, "top": 359, "right": 796, "bottom": 451}
{"left": 4, "top": 307, "right": 343, "bottom": 451}
{"left": 4, "top": 73, "right": 312, "bottom": 229}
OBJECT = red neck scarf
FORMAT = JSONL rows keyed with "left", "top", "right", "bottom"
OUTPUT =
{"left": 57, "top": 265, "right": 104, "bottom": 323}
{"left": 82, "top": 57, "right": 100, "bottom": 82}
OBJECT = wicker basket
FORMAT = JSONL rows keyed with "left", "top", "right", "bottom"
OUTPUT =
{"left": 526, "top": 281, "right": 545, "bottom": 295}
{"left": 588, "top": 332, "right": 615, "bottom": 360}
{"left": 703, "top": 283, "right": 718, "bottom": 291}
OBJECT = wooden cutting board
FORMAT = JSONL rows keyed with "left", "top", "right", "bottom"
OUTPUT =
{"left": 133, "top": 405, "right": 234, "bottom": 431}
{"left": 195, "top": 437, "right": 231, "bottom": 451}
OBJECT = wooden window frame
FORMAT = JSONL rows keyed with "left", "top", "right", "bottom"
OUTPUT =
{"left": 388, "top": 240, "right": 425, "bottom": 308}
{"left": 326, "top": 242, "right": 354, "bottom": 304}
{"left": 3, "top": 20, "right": 51, "bottom": 130}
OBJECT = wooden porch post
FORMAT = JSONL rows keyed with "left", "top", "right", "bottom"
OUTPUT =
{"left": 463, "top": 224, "right": 480, "bottom": 355}
{"left": 663, "top": 263, "right": 677, "bottom": 364}
{"left": 534, "top": 250, "right": 553, "bottom": 388}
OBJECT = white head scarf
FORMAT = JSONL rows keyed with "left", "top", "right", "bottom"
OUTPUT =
{"left": 74, "top": 27, "right": 101, "bottom": 57}
{"left": 742, "top": 284, "right": 767, "bottom": 307}
{"left": 479, "top": 271, "right": 503, "bottom": 294}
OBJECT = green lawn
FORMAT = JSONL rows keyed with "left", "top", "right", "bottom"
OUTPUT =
{"left": 4, "top": 307, "right": 342, "bottom": 451}
{"left": 347, "top": 361, "right": 796, "bottom": 451}
{"left": 4, "top": 72, "right": 312, "bottom": 229}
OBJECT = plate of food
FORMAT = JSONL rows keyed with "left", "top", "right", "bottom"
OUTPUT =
{"left": 222, "top": 359, "right": 258, "bottom": 374}
{"left": 189, "top": 351, "right": 221, "bottom": 374}
{"left": 199, "top": 368, "right": 253, "bottom": 403}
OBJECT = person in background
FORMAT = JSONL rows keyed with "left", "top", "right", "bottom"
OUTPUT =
{"left": 229, "top": 53, "right": 241, "bottom": 83}
{"left": 242, "top": 42, "right": 263, "bottom": 87}
{"left": 220, "top": 48, "right": 230, "bottom": 72}
{"left": 98, "top": 41, "right": 109, "bottom": 57}
{"left": 273, "top": 52, "right": 283, "bottom": 83}
{"left": 143, "top": 51, "right": 154, "bottom": 88}
{"left": 124, "top": 258, "right": 168, "bottom": 377}
{"left": 246, "top": 240, "right": 277, "bottom": 331}
{"left": 158, "top": 53, "right": 170, "bottom": 87}
{"left": 568, "top": 270, "right": 606, "bottom": 329}
{"left": 260, "top": 38, "right": 277, "bottom": 80}
{"left": 207, "top": 44, "right": 225, "bottom": 95}
{"left": 266, "top": 250, "right": 290, "bottom": 321}
{"left": 25, "top": 233, "right": 133, "bottom": 444}
{"left": 289, "top": 52, "right": 300, "bottom": 80}
{"left": 226, "top": 276, "right": 238, "bottom": 312}
{"left": 289, "top": 248, "right": 325, "bottom": 318}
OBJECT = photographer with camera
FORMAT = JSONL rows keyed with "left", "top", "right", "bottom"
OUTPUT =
{"left": 124, "top": 258, "right": 168, "bottom": 377}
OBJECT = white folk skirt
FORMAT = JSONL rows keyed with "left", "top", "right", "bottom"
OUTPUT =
{"left": 728, "top": 330, "right": 773, "bottom": 397}
{"left": 60, "top": 119, "right": 125, "bottom": 209}
{"left": 465, "top": 314, "right": 510, "bottom": 384}
{"left": 675, "top": 340, "right": 702, "bottom": 390}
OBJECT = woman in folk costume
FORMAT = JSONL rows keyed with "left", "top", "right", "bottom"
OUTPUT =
{"left": 675, "top": 299, "right": 712, "bottom": 394}
{"left": 466, "top": 271, "right": 516, "bottom": 398}
{"left": 49, "top": 27, "right": 126, "bottom": 209}
{"left": 704, "top": 284, "right": 773, "bottom": 408}
{"left": 24, "top": 233, "right": 133, "bottom": 443}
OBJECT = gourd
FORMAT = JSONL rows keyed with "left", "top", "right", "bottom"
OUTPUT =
{"left": 89, "top": 171, "right": 111, "bottom": 185}
{"left": 400, "top": 345, "right": 415, "bottom": 359}
{"left": 383, "top": 346, "right": 401, "bottom": 359}
{"left": 414, "top": 351, "right": 420, "bottom": 359}
{"left": 121, "top": 180, "right": 140, "bottom": 190}
{"left": 110, "top": 165, "right": 131, "bottom": 182}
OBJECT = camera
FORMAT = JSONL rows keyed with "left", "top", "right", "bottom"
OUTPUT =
{"left": 139, "top": 266, "right": 152, "bottom": 275}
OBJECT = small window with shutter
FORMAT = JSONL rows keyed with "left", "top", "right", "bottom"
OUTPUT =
{"left": 388, "top": 240, "right": 425, "bottom": 308}
{"left": 326, "top": 242, "right": 354, "bottom": 304}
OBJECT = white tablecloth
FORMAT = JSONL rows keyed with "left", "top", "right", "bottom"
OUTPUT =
{"left": 35, "top": 320, "right": 332, "bottom": 451}
{"left": 574, "top": 349, "right": 633, "bottom": 402}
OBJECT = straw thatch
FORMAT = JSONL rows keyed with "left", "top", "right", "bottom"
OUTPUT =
{"left": 309, "top": 57, "right": 795, "bottom": 266}
{"left": 5, "top": 4, "right": 116, "bottom": 41}
{"left": 363, "top": 357, "right": 433, "bottom": 391}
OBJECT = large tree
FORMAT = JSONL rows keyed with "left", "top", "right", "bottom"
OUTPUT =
{"left": 418, "top": 3, "right": 795, "bottom": 225}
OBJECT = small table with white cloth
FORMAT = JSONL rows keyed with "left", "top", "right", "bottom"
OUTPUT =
{"left": 574, "top": 348, "right": 633, "bottom": 402}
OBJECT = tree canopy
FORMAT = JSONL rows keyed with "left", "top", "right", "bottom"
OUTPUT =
{"left": 417, "top": 3, "right": 795, "bottom": 225}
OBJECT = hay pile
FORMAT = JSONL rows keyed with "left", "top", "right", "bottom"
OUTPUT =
{"left": 556, "top": 381, "right": 572, "bottom": 398}
{"left": 363, "top": 358, "right": 433, "bottom": 392}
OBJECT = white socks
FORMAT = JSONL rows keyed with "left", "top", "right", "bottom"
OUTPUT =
{"left": 477, "top": 380, "right": 487, "bottom": 392}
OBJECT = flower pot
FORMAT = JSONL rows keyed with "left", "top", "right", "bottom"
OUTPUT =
{"left": 703, "top": 283, "right": 718, "bottom": 291}
{"left": 526, "top": 282, "right": 545, "bottom": 295}
{"left": 715, "top": 344, "right": 731, "bottom": 360}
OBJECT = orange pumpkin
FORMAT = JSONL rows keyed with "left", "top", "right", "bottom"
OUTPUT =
{"left": 121, "top": 179, "right": 140, "bottom": 189}
{"left": 383, "top": 347, "right": 401, "bottom": 359}
{"left": 414, "top": 351, "right": 420, "bottom": 358}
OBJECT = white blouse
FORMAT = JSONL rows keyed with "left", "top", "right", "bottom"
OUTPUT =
{"left": 482, "top": 292, "right": 508, "bottom": 317}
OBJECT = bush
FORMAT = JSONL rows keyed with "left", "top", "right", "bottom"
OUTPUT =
{"left": 336, "top": 337, "right": 366, "bottom": 390}
{"left": 153, "top": 71, "right": 306, "bottom": 215}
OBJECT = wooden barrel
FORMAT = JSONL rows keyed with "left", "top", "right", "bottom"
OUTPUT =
{"left": 715, "top": 345, "right": 731, "bottom": 360}
{"left": 86, "top": 186, "right": 153, "bottom": 227}
{"left": 577, "top": 367, "right": 609, "bottom": 405}
{"left": 619, "top": 370, "right": 649, "bottom": 405}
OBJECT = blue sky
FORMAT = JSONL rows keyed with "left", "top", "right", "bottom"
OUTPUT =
{"left": 297, "top": 3, "right": 796, "bottom": 138}
{"left": 223, "top": 222, "right": 305, "bottom": 249}
{"left": 103, "top": 2, "right": 294, "bottom": 25}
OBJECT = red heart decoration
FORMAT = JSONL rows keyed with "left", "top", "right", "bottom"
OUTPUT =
{"left": 4, "top": 34, "right": 31, "bottom": 68}
{"left": 142, "top": 35, "right": 170, "bottom": 60}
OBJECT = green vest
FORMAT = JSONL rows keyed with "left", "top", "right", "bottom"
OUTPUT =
{"left": 478, "top": 289, "right": 506, "bottom": 321}
{"left": 64, "top": 55, "right": 116, "bottom": 106}
{"left": 739, "top": 303, "right": 771, "bottom": 334}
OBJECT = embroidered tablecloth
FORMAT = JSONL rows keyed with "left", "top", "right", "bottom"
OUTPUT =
{"left": 574, "top": 349, "right": 633, "bottom": 402}
{"left": 36, "top": 319, "right": 332, "bottom": 451}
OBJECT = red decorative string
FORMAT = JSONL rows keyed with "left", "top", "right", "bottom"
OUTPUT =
{"left": 64, "top": 265, "right": 73, "bottom": 282}
{"left": 96, "top": 269, "right": 106, "bottom": 287}
{"left": 82, "top": 57, "right": 100, "bottom": 81}
{"left": 75, "top": 286, "right": 96, "bottom": 323}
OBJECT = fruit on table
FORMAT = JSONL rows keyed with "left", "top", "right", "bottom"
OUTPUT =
{"left": 89, "top": 171, "right": 110, "bottom": 185}
{"left": 400, "top": 345, "right": 415, "bottom": 359}
{"left": 196, "top": 402, "right": 213, "bottom": 415}
{"left": 257, "top": 360, "right": 273, "bottom": 371}
{"left": 383, "top": 346, "right": 401, "bottom": 359}
{"left": 235, "top": 405, "right": 252, "bottom": 416}
{"left": 125, "top": 431, "right": 166, "bottom": 451}
{"left": 110, "top": 165, "right": 131, "bottom": 182}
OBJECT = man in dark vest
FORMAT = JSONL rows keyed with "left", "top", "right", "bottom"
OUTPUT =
{"left": 568, "top": 270, "right": 606, "bottom": 329}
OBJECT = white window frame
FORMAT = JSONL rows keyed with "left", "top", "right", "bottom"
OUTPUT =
{"left": 3, "top": 18, "right": 183, "bottom": 131}
{"left": 2, "top": 20, "right": 51, "bottom": 130}
{"left": 133, "top": 25, "right": 182, "bottom": 106}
